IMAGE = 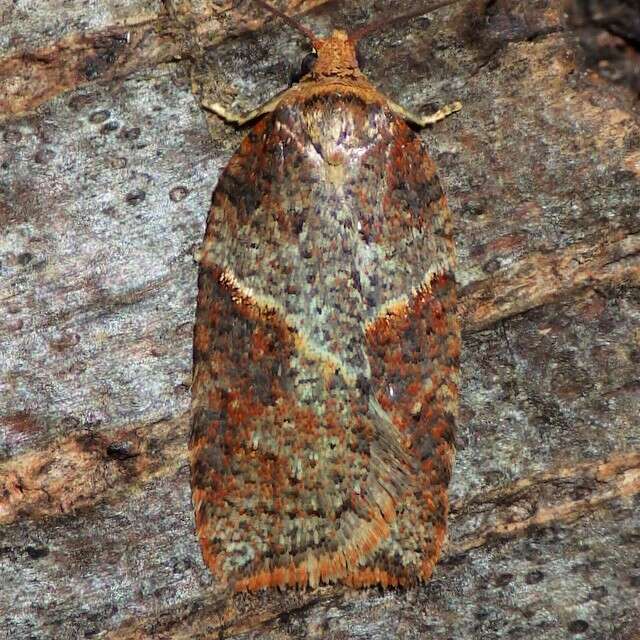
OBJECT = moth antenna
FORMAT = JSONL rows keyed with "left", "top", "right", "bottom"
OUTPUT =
{"left": 350, "top": 0, "right": 465, "bottom": 43}
{"left": 252, "top": 0, "right": 320, "bottom": 47}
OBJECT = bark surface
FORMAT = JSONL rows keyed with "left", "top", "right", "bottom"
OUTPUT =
{"left": 1, "top": 1, "right": 638, "bottom": 638}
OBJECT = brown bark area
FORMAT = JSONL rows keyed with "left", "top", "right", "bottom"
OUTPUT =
{"left": 1, "top": 0, "right": 638, "bottom": 638}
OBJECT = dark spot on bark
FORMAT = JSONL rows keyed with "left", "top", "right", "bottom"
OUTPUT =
{"left": 524, "top": 569, "right": 544, "bottom": 584}
{"left": 17, "top": 252, "right": 33, "bottom": 265}
{"left": 83, "top": 43, "right": 119, "bottom": 80}
{"left": 125, "top": 190, "right": 146, "bottom": 206}
{"left": 34, "top": 148, "right": 55, "bottom": 164}
{"left": 100, "top": 121, "right": 119, "bottom": 134}
{"left": 49, "top": 332, "right": 80, "bottom": 351}
{"left": 119, "top": 126, "right": 141, "bottom": 140}
{"left": 60, "top": 415, "right": 81, "bottom": 429}
{"left": 619, "top": 529, "right": 640, "bottom": 545}
{"left": 109, "top": 156, "right": 127, "bottom": 169}
{"left": 568, "top": 620, "right": 589, "bottom": 634}
{"left": 474, "top": 607, "right": 490, "bottom": 620}
{"left": 588, "top": 585, "right": 607, "bottom": 600}
{"left": 68, "top": 93, "right": 94, "bottom": 112}
{"left": 3, "top": 129, "right": 23, "bottom": 143}
{"left": 6, "top": 318, "right": 23, "bottom": 332}
{"left": 170, "top": 186, "right": 189, "bottom": 202}
{"left": 483, "top": 257, "right": 501, "bottom": 273}
{"left": 89, "top": 110, "right": 110, "bottom": 124}
{"left": 105, "top": 441, "right": 138, "bottom": 460}
{"left": 494, "top": 572, "right": 514, "bottom": 587}
{"left": 25, "top": 546, "right": 49, "bottom": 560}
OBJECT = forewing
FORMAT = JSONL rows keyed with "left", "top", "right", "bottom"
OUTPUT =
{"left": 190, "top": 93, "right": 459, "bottom": 590}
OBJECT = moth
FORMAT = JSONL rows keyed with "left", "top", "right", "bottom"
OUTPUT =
{"left": 190, "top": 0, "right": 461, "bottom": 591}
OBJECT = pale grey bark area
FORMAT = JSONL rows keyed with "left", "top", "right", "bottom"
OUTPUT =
{"left": 1, "top": 1, "right": 639, "bottom": 639}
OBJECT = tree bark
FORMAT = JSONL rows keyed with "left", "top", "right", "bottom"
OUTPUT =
{"left": 1, "top": 1, "right": 639, "bottom": 638}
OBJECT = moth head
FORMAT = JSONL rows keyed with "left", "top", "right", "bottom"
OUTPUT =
{"left": 254, "top": 0, "right": 465, "bottom": 83}
{"left": 288, "top": 29, "right": 363, "bottom": 86}
{"left": 306, "top": 30, "right": 362, "bottom": 81}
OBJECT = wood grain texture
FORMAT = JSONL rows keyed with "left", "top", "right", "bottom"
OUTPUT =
{"left": 1, "top": 0, "right": 639, "bottom": 638}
